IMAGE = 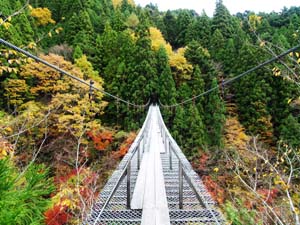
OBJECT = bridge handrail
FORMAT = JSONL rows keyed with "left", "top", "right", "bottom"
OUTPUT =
{"left": 92, "top": 104, "right": 152, "bottom": 225}
{"left": 156, "top": 107, "right": 222, "bottom": 224}
{"left": 156, "top": 107, "right": 208, "bottom": 208}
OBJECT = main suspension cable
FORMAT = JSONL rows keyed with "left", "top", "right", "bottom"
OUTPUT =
{"left": 160, "top": 44, "right": 300, "bottom": 108}
{"left": 0, "top": 38, "right": 150, "bottom": 108}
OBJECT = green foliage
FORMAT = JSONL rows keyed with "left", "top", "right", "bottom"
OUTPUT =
{"left": 185, "top": 13, "right": 211, "bottom": 48}
{"left": 212, "top": 0, "right": 235, "bottom": 39}
{"left": 73, "top": 45, "right": 83, "bottom": 60}
{"left": 205, "top": 78, "right": 226, "bottom": 148}
{"left": 185, "top": 104, "right": 206, "bottom": 157}
{"left": 175, "top": 10, "right": 194, "bottom": 47}
{"left": 0, "top": 159, "right": 54, "bottom": 225}
{"left": 163, "top": 10, "right": 177, "bottom": 47}
{"left": 210, "top": 29, "right": 225, "bottom": 61}
{"left": 279, "top": 114, "right": 300, "bottom": 148}
{"left": 224, "top": 200, "right": 258, "bottom": 225}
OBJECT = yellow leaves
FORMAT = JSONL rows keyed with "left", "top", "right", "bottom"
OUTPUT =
{"left": 0, "top": 66, "right": 18, "bottom": 75}
{"left": 0, "top": 148, "right": 8, "bottom": 159}
{"left": 4, "top": 79, "right": 28, "bottom": 106}
{"left": 213, "top": 167, "right": 219, "bottom": 173}
{"left": 52, "top": 187, "right": 79, "bottom": 210}
{"left": 46, "top": 28, "right": 64, "bottom": 38}
{"left": 149, "top": 27, "right": 172, "bottom": 56}
{"left": 27, "top": 42, "right": 36, "bottom": 49}
{"left": 224, "top": 116, "right": 250, "bottom": 151}
{"left": 19, "top": 53, "right": 104, "bottom": 136}
{"left": 0, "top": 49, "right": 27, "bottom": 76}
{"left": 28, "top": 4, "right": 33, "bottom": 10}
{"left": 169, "top": 47, "right": 193, "bottom": 81}
{"left": 287, "top": 98, "right": 293, "bottom": 104}
{"left": 274, "top": 176, "right": 290, "bottom": 191}
{"left": 272, "top": 66, "right": 281, "bottom": 77}
{"left": 55, "top": 27, "right": 63, "bottom": 34}
{"left": 259, "top": 41, "right": 265, "bottom": 47}
{"left": 0, "top": 138, "right": 14, "bottom": 159}
{"left": 290, "top": 51, "right": 300, "bottom": 64}
{"left": 273, "top": 178, "right": 282, "bottom": 186}
{"left": 0, "top": 18, "right": 11, "bottom": 29}
{"left": 30, "top": 7, "right": 56, "bottom": 26}
{"left": 292, "top": 33, "right": 298, "bottom": 39}
{"left": 21, "top": 54, "right": 81, "bottom": 96}
{"left": 238, "top": 132, "right": 248, "bottom": 141}
{"left": 249, "top": 14, "right": 262, "bottom": 31}
{"left": 112, "top": 0, "right": 135, "bottom": 8}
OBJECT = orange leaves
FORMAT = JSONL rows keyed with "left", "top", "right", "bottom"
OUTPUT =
{"left": 44, "top": 204, "right": 70, "bottom": 225}
{"left": 49, "top": 168, "right": 99, "bottom": 223}
{"left": 197, "top": 153, "right": 209, "bottom": 171}
{"left": 112, "top": 132, "right": 136, "bottom": 159}
{"left": 87, "top": 130, "right": 114, "bottom": 151}
{"left": 202, "top": 175, "right": 225, "bottom": 204}
{"left": 257, "top": 188, "right": 279, "bottom": 204}
{"left": 30, "top": 7, "right": 56, "bottom": 26}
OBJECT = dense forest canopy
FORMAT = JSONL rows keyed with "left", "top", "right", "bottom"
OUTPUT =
{"left": 0, "top": 0, "right": 300, "bottom": 224}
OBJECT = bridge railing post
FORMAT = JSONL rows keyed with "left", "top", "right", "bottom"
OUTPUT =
{"left": 126, "top": 161, "right": 131, "bottom": 209}
{"left": 169, "top": 142, "right": 172, "bottom": 170}
{"left": 137, "top": 144, "right": 140, "bottom": 170}
{"left": 179, "top": 161, "right": 183, "bottom": 209}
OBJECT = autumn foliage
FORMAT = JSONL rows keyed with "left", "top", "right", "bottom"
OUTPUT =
{"left": 87, "top": 130, "right": 114, "bottom": 151}
{"left": 202, "top": 175, "right": 225, "bottom": 204}
{"left": 47, "top": 168, "right": 99, "bottom": 224}
{"left": 44, "top": 205, "right": 70, "bottom": 225}
{"left": 30, "top": 7, "right": 55, "bottom": 26}
{"left": 257, "top": 188, "right": 279, "bottom": 204}
{"left": 112, "top": 132, "right": 136, "bottom": 159}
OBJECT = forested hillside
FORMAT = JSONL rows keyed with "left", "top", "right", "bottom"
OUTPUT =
{"left": 0, "top": 0, "right": 300, "bottom": 224}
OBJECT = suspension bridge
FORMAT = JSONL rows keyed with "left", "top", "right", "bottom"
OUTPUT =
{"left": 85, "top": 105, "right": 224, "bottom": 225}
{"left": 1, "top": 38, "right": 299, "bottom": 225}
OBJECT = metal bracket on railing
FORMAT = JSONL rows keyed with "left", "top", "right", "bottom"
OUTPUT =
{"left": 137, "top": 144, "right": 140, "bottom": 170}
{"left": 169, "top": 142, "right": 172, "bottom": 170}
{"left": 126, "top": 161, "right": 131, "bottom": 209}
{"left": 179, "top": 161, "right": 183, "bottom": 209}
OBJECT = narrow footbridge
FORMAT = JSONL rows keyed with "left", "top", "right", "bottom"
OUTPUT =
{"left": 86, "top": 105, "right": 224, "bottom": 225}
